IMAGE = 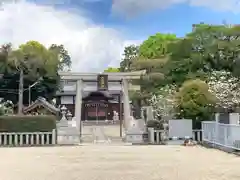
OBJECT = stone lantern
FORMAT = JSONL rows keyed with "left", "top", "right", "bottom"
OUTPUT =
{"left": 66, "top": 110, "right": 73, "bottom": 121}
{"left": 60, "top": 105, "right": 67, "bottom": 121}
{"left": 162, "top": 121, "right": 169, "bottom": 141}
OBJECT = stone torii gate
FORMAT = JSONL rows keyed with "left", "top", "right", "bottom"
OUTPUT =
{"left": 58, "top": 70, "right": 146, "bottom": 133}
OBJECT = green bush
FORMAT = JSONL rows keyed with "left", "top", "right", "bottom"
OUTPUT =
{"left": 175, "top": 79, "right": 216, "bottom": 123}
{"left": 0, "top": 107, "right": 4, "bottom": 116}
{"left": 146, "top": 120, "right": 163, "bottom": 130}
{"left": 0, "top": 115, "right": 56, "bottom": 132}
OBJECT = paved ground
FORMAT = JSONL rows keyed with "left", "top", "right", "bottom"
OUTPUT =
{"left": 0, "top": 145, "right": 239, "bottom": 180}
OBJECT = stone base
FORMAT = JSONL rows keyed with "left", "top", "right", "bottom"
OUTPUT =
{"left": 125, "top": 133, "right": 145, "bottom": 144}
{"left": 124, "top": 118, "right": 147, "bottom": 144}
{"left": 57, "top": 135, "right": 80, "bottom": 145}
{"left": 57, "top": 126, "right": 80, "bottom": 145}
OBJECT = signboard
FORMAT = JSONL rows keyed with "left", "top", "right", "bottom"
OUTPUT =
{"left": 97, "top": 74, "right": 108, "bottom": 90}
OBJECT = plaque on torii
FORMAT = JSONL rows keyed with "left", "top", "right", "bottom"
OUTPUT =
{"left": 97, "top": 74, "right": 108, "bottom": 91}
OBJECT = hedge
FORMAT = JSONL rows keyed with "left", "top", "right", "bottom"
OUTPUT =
{"left": 0, "top": 115, "right": 56, "bottom": 132}
{"left": 146, "top": 120, "right": 163, "bottom": 130}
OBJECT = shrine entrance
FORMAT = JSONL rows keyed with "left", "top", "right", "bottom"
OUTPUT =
{"left": 84, "top": 101, "right": 108, "bottom": 121}
{"left": 81, "top": 91, "right": 123, "bottom": 142}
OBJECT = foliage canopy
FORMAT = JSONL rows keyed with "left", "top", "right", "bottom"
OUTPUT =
{"left": 117, "top": 24, "right": 240, "bottom": 124}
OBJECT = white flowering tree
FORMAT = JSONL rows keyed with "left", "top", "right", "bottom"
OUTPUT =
{"left": 0, "top": 99, "right": 14, "bottom": 115}
{"left": 149, "top": 85, "right": 177, "bottom": 120}
{"left": 208, "top": 71, "right": 240, "bottom": 109}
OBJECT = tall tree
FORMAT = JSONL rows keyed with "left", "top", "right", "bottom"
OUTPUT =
{"left": 129, "top": 33, "right": 177, "bottom": 105}
{"left": 49, "top": 44, "right": 71, "bottom": 71}
{"left": 166, "top": 24, "right": 240, "bottom": 85}
{"left": 120, "top": 45, "right": 139, "bottom": 72}
{"left": 139, "top": 33, "right": 177, "bottom": 59}
{"left": 0, "top": 41, "right": 71, "bottom": 105}
{"left": 0, "top": 43, "right": 12, "bottom": 74}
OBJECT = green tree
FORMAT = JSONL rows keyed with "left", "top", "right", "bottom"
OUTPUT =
{"left": 175, "top": 79, "right": 216, "bottom": 127}
{"left": 128, "top": 33, "right": 177, "bottom": 105}
{"left": 187, "top": 24, "right": 240, "bottom": 73}
{"left": 0, "top": 41, "right": 71, "bottom": 106}
{"left": 104, "top": 67, "right": 120, "bottom": 72}
{"left": 166, "top": 24, "right": 240, "bottom": 85}
{"left": 49, "top": 44, "right": 71, "bottom": 71}
{"left": 139, "top": 33, "right": 177, "bottom": 58}
{"left": 118, "top": 23, "right": 240, "bottom": 120}
{"left": 0, "top": 43, "right": 12, "bottom": 74}
{"left": 120, "top": 45, "right": 139, "bottom": 72}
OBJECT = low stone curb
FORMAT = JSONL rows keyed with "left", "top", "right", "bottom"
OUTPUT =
{"left": 200, "top": 142, "right": 240, "bottom": 157}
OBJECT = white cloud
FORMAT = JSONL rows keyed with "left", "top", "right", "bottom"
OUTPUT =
{"left": 106, "top": 39, "right": 143, "bottom": 67}
{"left": 112, "top": 0, "right": 240, "bottom": 17}
{"left": 0, "top": 0, "right": 138, "bottom": 72}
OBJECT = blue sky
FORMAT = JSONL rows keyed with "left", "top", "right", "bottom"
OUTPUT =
{"left": 0, "top": 0, "right": 240, "bottom": 72}
{"left": 45, "top": 0, "right": 240, "bottom": 38}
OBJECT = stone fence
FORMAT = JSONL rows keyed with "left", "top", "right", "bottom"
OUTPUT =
{"left": 0, "top": 130, "right": 56, "bottom": 146}
{"left": 148, "top": 128, "right": 202, "bottom": 144}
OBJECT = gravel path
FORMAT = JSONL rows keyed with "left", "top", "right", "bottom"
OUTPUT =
{"left": 0, "top": 145, "right": 239, "bottom": 180}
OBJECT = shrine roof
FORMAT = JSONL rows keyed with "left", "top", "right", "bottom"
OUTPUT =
{"left": 82, "top": 91, "right": 114, "bottom": 100}
{"left": 23, "top": 97, "right": 60, "bottom": 114}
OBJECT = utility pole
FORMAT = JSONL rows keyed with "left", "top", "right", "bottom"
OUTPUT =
{"left": 28, "top": 86, "right": 31, "bottom": 106}
{"left": 18, "top": 69, "right": 23, "bottom": 114}
{"left": 28, "top": 79, "right": 41, "bottom": 106}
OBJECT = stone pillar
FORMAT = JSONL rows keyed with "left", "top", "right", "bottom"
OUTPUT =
{"left": 148, "top": 128, "right": 155, "bottom": 144}
{"left": 75, "top": 79, "right": 83, "bottom": 132}
{"left": 122, "top": 79, "right": 131, "bottom": 129}
{"left": 229, "top": 113, "right": 240, "bottom": 143}
{"left": 229, "top": 113, "right": 239, "bottom": 125}
{"left": 146, "top": 106, "right": 154, "bottom": 121}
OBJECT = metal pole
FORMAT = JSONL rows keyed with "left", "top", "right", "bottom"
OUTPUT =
{"left": 96, "top": 105, "right": 98, "bottom": 124}
{"left": 28, "top": 86, "right": 31, "bottom": 106}
{"left": 26, "top": 78, "right": 42, "bottom": 106}
{"left": 18, "top": 69, "right": 23, "bottom": 114}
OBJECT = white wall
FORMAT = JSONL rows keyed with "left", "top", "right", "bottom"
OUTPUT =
{"left": 61, "top": 81, "right": 76, "bottom": 91}
{"left": 61, "top": 96, "right": 74, "bottom": 104}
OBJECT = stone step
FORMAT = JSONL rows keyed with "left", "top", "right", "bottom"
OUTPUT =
{"left": 93, "top": 139, "right": 111, "bottom": 144}
{"left": 80, "top": 125, "right": 124, "bottom": 144}
{"left": 107, "top": 136, "right": 123, "bottom": 143}
{"left": 82, "top": 120, "right": 121, "bottom": 126}
{"left": 81, "top": 126, "right": 94, "bottom": 134}
{"left": 80, "top": 135, "right": 94, "bottom": 143}
{"left": 93, "top": 127, "right": 109, "bottom": 141}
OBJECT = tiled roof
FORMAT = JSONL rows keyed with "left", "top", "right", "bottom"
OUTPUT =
{"left": 23, "top": 97, "right": 60, "bottom": 114}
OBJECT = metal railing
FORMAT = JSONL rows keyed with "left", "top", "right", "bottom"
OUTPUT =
{"left": 202, "top": 121, "right": 240, "bottom": 150}
{"left": 0, "top": 130, "right": 56, "bottom": 146}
